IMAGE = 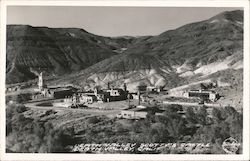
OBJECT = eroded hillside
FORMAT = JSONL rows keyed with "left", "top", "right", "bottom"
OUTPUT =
{"left": 51, "top": 10, "right": 243, "bottom": 93}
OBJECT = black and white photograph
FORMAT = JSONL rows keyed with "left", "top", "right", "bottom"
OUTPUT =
{"left": 0, "top": 0, "right": 249, "bottom": 160}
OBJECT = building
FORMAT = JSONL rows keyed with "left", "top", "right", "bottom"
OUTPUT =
{"left": 97, "top": 88, "right": 128, "bottom": 102}
{"left": 60, "top": 84, "right": 129, "bottom": 105}
{"left": 53, "top": 88, "right": 75, "bottom": 99}
{"left": 41, "top": 88, "right": 53, "bottom": 98}
{"left": 64, "top": 92, "right": 97, "bottom": 104}
{"left": 120, "top": 108, "right": 147, "bottom": 119}
{"left": 31, "top": 87, "right": 74, "bottom": 100}
{"left": 30, "top": 71, "right": 78, "bottom": 101}
{"left": 95, "top": 93, "right": 109, "bottom": 103}
{"left": 118, "top": 106, "right": 164, "bottom": 119}
{"left": 146, "top": 86, "right": 163, "bottom": 93}
{"left": 107, "top": 89, "right": 121, "bottom": 96}
{"left": 32, "top": 92, "right": 51, "bottom": 100}
{"left": 64, "top": 96, "right": 73, "bottom": 103}
{"left": 61, "top": 87, "right": 127, "bottom": 105}
{"left": 78, "top": 94, "right": 97, "bottom": 104}
{"left": 188, "top": 90, "right": 219, "bottom": 102}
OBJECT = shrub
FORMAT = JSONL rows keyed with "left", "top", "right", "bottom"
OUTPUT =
{"left": 87, "top": 116, "right": 100, "bottom": 124}
{"left": 6, "top": 104, "right": 75, "bottom": 152}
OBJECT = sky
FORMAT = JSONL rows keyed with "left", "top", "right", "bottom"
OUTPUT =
{"left": 7, "top": 6, "right": 241, "bottom": 37}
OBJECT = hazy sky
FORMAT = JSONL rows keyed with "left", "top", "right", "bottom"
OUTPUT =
{"left": 7, "top": 6, "right": 241, "bottom": 37}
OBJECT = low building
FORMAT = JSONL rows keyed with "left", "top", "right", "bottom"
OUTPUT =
{"left": 64, "top": 93, "right": 97, "bottom": 105}
{"left": 146, "top": 86, "right": 163, "bottom": 93}
{"left": 79, "top": 94, "right": 97, "bottom": 104}
{"left": 106, "top": 88, "right": 127, "bottom": 101}
{"left": 120, "top": 108, "right": 148, "bottom": 119}
{"left": 53, "top": 88, "right": 75, "bottom": 99}
{"left": 32, "top": 92, "right": 51, "bottom": 100}
{"left": 119, "top": 106, "right": 164, "bottom": 119}
{"left": 188, "top": 90, "right": 219, "bottom": 102}
{"left": 95, "top": 93, "right": 109, "bottom": 103}
{"left": 32, "top": 86, "right": 76, "bottom": 100}
{"left": 106, "top": 89, "right": 121, "bottom": 96}
{"left": 97, "top": 88, "right": 128, "bottom": 102}
{"left": 41, "top": 88, "right": 53, "bottom": 98}
{"left": 61, "top": 87, "right": 128, "bottom": 104}
{"left": 130, "top": 93, "right": 149, "bottom": 103}
{"left": 64, "top": 96, "right": 72, "bottom": 103}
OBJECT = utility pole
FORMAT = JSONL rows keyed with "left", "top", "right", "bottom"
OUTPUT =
{"left": 128, "top": 94, "right": 130, "bottom": 107}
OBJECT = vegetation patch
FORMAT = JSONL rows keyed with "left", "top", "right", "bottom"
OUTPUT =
{"left": 36, "top": 102, "right": 53, "bottom": 107}
{"left": 74, "top": 104, "right": 242, "bottom": 154}
{"left": 6, "top": 104, "right": 76, "bottom": 152}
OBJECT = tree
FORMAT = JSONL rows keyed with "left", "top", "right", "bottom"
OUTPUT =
{"left": 192, "top": 106, "right": 242, "bottom": 151}
{"left": 212, "top": 108, "right": 223, "bottom": 124}
{"left": 156, "top": 109, "right": 187, "bottom": 142}
{"left": 87, "top": 116, "right": 100, "bottom": 124}
{"left": 185, "top": 107, "right": 198, "bottom": 124}
{"left": 11, "top": 93, "right": 32, "bottom": 103}
{"left": 196, "top": 106, "right": 207, "bottom": 125}
{"left": 115, "top": 123, "right": 128, "bottom": 133}
{"left": 147, "top": 123, "right": 170, "bottom": 142}
{"left": 164, "top": 104, "right": 183, "bottom": 114}
{"left": 222, "top": 106, "right": 238, "bottom": 119}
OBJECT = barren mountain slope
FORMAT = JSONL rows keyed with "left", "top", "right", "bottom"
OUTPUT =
{"left": 52, "top": 10, "right": 243, "bottom": 93}
{"left": 6, "top": 25, "right": 136, "bottom": 83}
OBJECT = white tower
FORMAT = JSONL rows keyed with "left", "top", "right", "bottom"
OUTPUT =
{"left": 94, "top": 87, "right": 98, "bottom": 96}
{"left": 38, "top": 72, "right": 44, "bottom": 90}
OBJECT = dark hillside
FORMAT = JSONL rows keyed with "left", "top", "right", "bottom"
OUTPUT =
{"left": 6, "top": 25, "right": 135, "bottom": 83}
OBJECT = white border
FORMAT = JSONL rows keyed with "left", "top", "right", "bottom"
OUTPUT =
{"left": 0, "top": 0, "right": 249, "bottom": 161}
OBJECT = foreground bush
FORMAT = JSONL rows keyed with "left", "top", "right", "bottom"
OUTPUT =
{"left": 6, "top": 104, "right": 76, "bottom": 153}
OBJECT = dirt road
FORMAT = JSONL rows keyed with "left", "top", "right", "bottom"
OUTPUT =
{"left": 162, "top": 100, "right": 223, "bottom": 107}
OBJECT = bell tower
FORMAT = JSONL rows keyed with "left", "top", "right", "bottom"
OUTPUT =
{"left": 38, "top": 72, "right": 44, "bottom": 90}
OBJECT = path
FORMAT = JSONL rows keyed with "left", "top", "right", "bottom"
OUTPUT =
{"left": 162, "top": 100, "right": 223, "bottom": 107}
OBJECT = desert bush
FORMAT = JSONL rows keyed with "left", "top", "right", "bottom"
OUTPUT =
{"left": 6, "top": 104, "right": 29, "bottom": 135}
{"left": 185, "top": 107, "right": 198, "bottom": 124}
{"left": 87, "top": 116, "right": 101, "bottom": 124}
{"left": 163, "top": 104, "right": 183, "bottom": 113}
{"left": 11, "top": 93, "right": 32, "bottom": 103}
{"left": 37, "top": 102, "right": 53, "bottom": 107}
{"left": 6, "top": 104, "right": 75, "bottom": 152}
{"left": 192, "top": 106, "right": 242, "bottom": 154}
{"left": 196, "top": 106, "right": 207, "bottom": 125}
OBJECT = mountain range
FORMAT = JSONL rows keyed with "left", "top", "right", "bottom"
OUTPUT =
{"left": 7, "top": 10, "right": 243, "bottom": 104}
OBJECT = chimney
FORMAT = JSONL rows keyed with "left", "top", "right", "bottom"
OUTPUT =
{"left": 107, "top": 82, "right": 110, "bottom": 89}
{"left": 137, "top": 90, "right": 140, "bottom": 105}
{"left": 123, "top": 83, "right": 127, "bottom": 92}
